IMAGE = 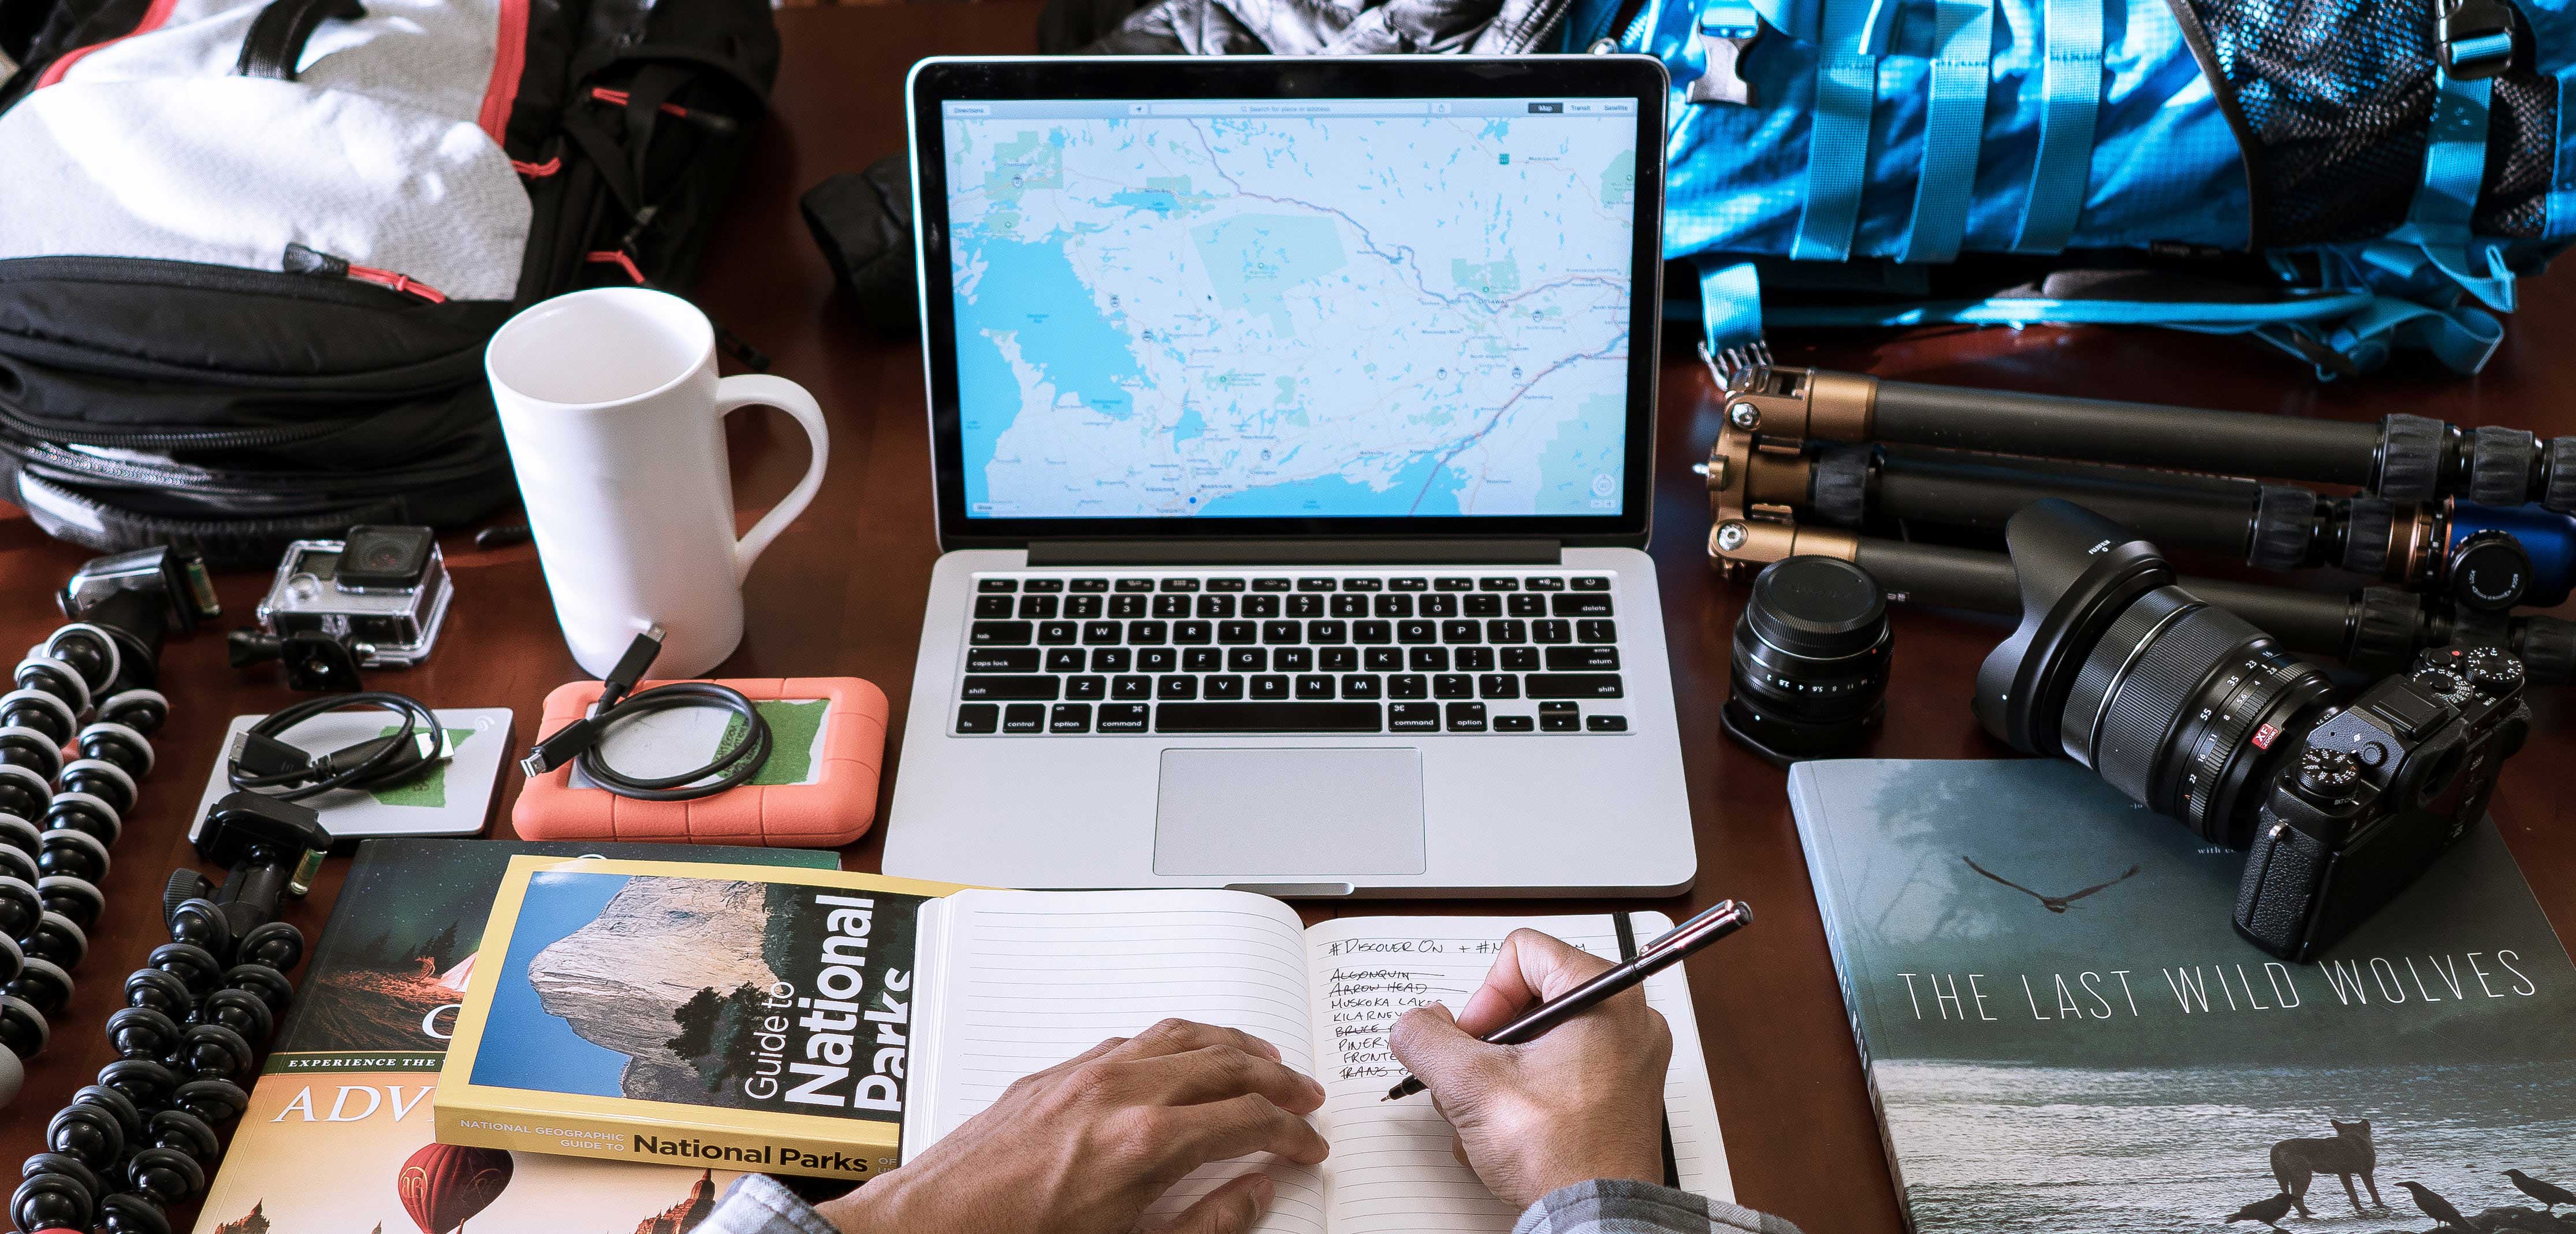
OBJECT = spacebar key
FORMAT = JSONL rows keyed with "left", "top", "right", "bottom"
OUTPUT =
{"left": 1155, "top": 703, "right": 1383, "bottom": 733}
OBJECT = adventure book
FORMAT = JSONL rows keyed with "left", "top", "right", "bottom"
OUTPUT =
{"left": 191, "top": 839, "right": 837, "bottom": 1234}
{"left": 437, "top": 867, "right": 1731, "bottom": 1232}
{"left": 1790, "top": 759, "right": 2576, "bottom": 1234}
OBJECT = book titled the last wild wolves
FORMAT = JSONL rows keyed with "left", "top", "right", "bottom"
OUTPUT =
{"left": 1791, "top": 759, "right": 2576, "bottom": 1234}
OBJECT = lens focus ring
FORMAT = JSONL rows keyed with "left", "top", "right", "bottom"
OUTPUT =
{"left": 2095, "top": 601, "right": 2271, "bottom": 809}
{"left": 2062, "top": 586, "right": 2195, "bottom": 767}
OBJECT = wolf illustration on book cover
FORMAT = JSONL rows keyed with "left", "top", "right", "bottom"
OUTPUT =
{"left": 1792, "top": 759, "right": 2576, "bottom": 1234}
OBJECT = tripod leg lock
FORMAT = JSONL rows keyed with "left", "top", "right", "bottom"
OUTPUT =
{"left": 2374, "top": 415, "right": 2447, "bottom": 502}
{"left": 2340, "top": 498, "right": 2397, "bottom": 577}
{"left": 2470, "top": 426, "right": 2538, "bottom": 506}
{"left": 2250, "top": 486, "right": 2320, "bottom": 570}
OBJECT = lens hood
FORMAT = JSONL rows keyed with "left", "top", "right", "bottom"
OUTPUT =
{"left": 1973, "top": 500, "right": 2177, "bottom": 753}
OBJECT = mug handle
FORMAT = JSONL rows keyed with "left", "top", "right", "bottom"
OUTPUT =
{"left": 712, "top": 374, "right": 831, "bottom": 585}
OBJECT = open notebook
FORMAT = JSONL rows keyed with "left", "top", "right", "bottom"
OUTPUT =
{"left": 904, "top": 890, "right": 1733, "bottom": 1234}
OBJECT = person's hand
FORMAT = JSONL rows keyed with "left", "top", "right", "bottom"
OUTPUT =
{"left": 1387, "top": 928, "right": 1672, "bottom": 1209}
{"left": 818, "top": 1018, "right": 1329, "bottom": 1234}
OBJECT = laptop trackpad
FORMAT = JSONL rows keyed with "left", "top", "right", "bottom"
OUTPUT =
{"left": 1153, "top": 748, "right": 1426, "bottom": 877}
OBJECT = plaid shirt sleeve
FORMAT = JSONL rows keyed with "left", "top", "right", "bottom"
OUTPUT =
{"left": 1513, "top": 1179, "right": 1810, "bottom": 1234}
{"left": 704, "top": 1173, "right": 1807, "bottom": 1234}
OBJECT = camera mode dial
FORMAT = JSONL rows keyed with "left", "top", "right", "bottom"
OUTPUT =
{"left": 2295, "top": 748, "right": 2363, "bottom": 802}
{"left": 2462, "top": 645, "right": 2525, "bottom": 694}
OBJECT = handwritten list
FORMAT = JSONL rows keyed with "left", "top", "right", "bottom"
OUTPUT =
{"left": 1304, "top": 917, "right": 1731, "bottom": 1234}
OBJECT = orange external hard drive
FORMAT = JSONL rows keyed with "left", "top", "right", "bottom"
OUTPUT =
{"left": 512, "top": 676, "right": 888, "bottom": 846}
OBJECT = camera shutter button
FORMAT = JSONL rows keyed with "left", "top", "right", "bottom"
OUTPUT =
{"left": 2297, "top": 748, "right": 2363, "bottom": 800}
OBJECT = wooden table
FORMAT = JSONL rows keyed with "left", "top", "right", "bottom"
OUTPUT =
{"left": 5, "top": 7, "right": 2574, "bottom": 1232}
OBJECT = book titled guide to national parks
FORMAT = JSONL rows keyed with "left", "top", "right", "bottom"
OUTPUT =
{"left": 1790, "top": 759, "right": 2576, "bottom": 1234}
{"left": 434, "top": 857, "right": 1732, "bottom": 1234}
{"left": 191, "top": 839, "right": 839, "bottom": 1234}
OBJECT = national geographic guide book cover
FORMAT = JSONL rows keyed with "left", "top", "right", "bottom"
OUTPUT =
{"left": 1791, "top": 759, "right": 2576, "bottom": 1234}
{"left": 435, "top": 858, "right": 962, "bottom": 1181}
{"left": 193, "top": 839, "right": 839, "bottom": 1234}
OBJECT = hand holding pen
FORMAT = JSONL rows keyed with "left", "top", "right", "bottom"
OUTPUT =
{"left": 1383, "top": 902, "right": 1752, "bottom": 1209}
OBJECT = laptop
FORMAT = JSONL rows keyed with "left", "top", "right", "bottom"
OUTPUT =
{"left": 883, "top": 54, "right": 1694, "bottom": 897}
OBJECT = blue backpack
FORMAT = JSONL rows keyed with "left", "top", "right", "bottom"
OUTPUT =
{"left": 1561, "top": 0, "right": 2574, "bottom": 377}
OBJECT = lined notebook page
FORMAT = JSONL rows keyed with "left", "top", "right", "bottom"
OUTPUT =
{"left": 913, "top": 890, "right": 1330, "bottom": 1234}
{"left": 1302, "top": 913, "right": 1733, "bottom": 1234}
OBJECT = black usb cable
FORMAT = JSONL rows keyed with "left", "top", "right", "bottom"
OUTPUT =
{"left": 227, "top": 692, "right": 446, "bottom": 801}
{"left": 520, "top": 626, "right": 772, "bottom": 801}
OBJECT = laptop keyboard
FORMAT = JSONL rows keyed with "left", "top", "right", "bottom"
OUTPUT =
{"left": 951, "top": 571, "right": 1633, "bottom": 737}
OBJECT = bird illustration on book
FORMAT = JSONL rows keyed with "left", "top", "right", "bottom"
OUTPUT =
{"left": 1959, "top": 857, "right": 2141, "bottom": 913}
{"left": 2223, "top": 1192, "right": 2296, "bottom": 1229}
{"left": 2399, "top": 1181, "right": 2469, "bottom": 1231}
{"left": 2507, "top": 1169, "right": 2576, "bottom": 1214}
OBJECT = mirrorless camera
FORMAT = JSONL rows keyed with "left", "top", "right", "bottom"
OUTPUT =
{"left": 1975, "top": 500, "right": 2530, "bottom": 961}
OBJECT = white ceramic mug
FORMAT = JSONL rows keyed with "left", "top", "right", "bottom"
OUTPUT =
{"left": 486, "top": 287, "right": 829, "bottom": 679}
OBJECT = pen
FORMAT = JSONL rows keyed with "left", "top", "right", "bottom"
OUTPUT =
{"left": 1383, "top": 900, "right": 1752, "bottom": 1101}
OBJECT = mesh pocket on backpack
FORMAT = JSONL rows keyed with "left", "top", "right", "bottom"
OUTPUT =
{"left": 2173, "top": 0, "right": 2555, "bottom": 245}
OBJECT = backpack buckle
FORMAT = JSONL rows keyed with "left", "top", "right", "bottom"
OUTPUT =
{"left": 1685, "top": 1, "right": 1762, "bottom": 105}
{"left": 2436, "top": 0, "right": 2516, "bottom": 79}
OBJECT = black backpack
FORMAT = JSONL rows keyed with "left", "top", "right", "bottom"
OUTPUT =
{"left": 0, "top": 0, "right": 776, "bottom": 567}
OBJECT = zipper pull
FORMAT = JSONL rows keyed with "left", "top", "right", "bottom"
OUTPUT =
{"left": 578, "top": 247, "right": 768, "bottom": 371}
{"left": 281, "top": 244, "right": 449, "bottom": 303}
{"left": 589, "top": 86, "right": 738, "bottom": 134}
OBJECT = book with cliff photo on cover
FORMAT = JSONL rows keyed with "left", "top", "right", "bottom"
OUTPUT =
{"left": 191, "top": 839, "right": 838, "bottom": 1234}
{"left": 435, "top": 860, "right": 1731, "bottom": 1233}
{"left": 1790, "top": 759, "right": 2576, "bottom": 1234}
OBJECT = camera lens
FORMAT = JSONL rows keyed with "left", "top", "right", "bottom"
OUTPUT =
{"left": 1722, "top": 556, "right": 1891, "bottom": 765}
{"left": 1977, "top": 500, "right": 2338, "bottom": 846}
{"left": 332, "top": 526, "right": 434, "bottom": 588}
{"left": 2055, "top": 585, "right": 2335, "bottom": 843}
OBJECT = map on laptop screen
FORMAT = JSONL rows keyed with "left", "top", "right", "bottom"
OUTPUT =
{"left": 939, "top": 98, "right": 1640, "bottom": 521}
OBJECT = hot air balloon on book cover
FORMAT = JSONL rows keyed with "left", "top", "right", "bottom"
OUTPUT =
{"left": 193, "top": 839, "right": 839, "bottom": 1234}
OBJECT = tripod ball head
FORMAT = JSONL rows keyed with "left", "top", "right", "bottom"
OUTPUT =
{"left": 189, "top": 791, "right": 328, "bottom": 928}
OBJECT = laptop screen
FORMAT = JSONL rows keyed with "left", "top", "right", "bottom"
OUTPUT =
{"left": 932, "top": 92, "right": 1645, "bottom": 526}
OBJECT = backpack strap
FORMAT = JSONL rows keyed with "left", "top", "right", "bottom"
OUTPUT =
{"left": 2012, "top": 0, "right": 2101, "bottom": 251}
{"left": 1790, "top": 0, "right": 1892, "bottom": 260}
{"left": 233, "top": 0, "right": 364, "bottom": 81}
{"left": 1897, "top": 0, "right": 1994, "bottom": 263}
{"left": 1695, "top": 255, "right": 1764, "bottom": 356}
{"left": 2410, "top": 64, "right": 2514, "bottom": 307}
